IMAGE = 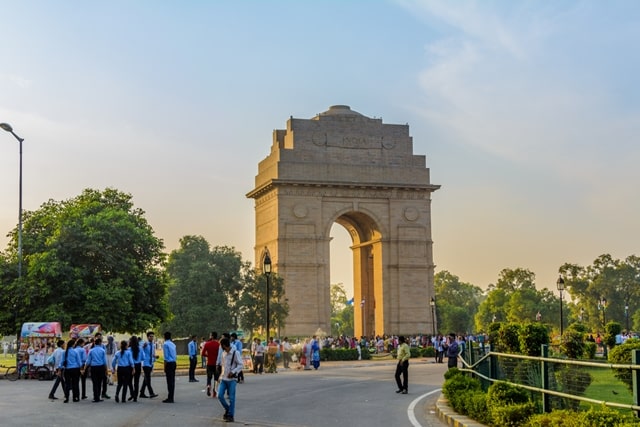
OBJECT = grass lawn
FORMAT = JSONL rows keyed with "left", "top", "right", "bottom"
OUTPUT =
{"left": 579, "top": 367, "right": 634, "bottom": 414}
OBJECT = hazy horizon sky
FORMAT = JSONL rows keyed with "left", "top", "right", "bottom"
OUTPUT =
{"left": 1, "top": 1, "right": 639, "bottom": 298}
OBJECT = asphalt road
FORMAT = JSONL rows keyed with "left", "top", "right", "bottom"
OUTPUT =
{"left": 0, "top": 359, "right": 449, "bottom": 427}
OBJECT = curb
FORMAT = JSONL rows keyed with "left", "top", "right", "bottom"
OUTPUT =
{"left": 435, "top": 396, "right": 487, "bottom": 427}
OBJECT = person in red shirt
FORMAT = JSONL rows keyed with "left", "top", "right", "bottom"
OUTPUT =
{"left": 201, "top": 332, "right": 220, "bottom": 397}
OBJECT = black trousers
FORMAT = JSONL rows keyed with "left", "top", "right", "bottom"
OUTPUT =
{"left": 164, "top": 361, "right": 176, "bottom": 401}
{"left": 64, "top": 367, "right": 80, "bottom": 400}
{"left": 140, "top": 365, "right": 155, "bottom": 396}
{"left": 80, "top": 368, "right": 87, "bottom": 397}
{"left": 129, "top": 363, "right": 141, "bottom": 399}
{"left": 395, "top": 360, "right": 409, "bottom": 391}
{"left": 49, "top": 370, "right": 65, "bottom": 397}
{"left": 116, "top": 366, "right": 132, "bottom": 400}
{"left": 90, "top": 366, "right": 106, "bottom": 401}
{"left": 189, "top": 356, "right": 197, "bottom": 380}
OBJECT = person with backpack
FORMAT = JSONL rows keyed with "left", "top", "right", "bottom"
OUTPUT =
{"left": 217, "top": 337, "right": 243, "bottom": 423}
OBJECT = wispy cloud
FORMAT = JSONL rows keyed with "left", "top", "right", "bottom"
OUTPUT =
{"left": 401, "top": 1, "right": 640, "bottom": 192}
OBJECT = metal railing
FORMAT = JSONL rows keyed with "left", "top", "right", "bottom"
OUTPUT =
{"left": 458, "top": 342, "right": 640, "bottom": 416}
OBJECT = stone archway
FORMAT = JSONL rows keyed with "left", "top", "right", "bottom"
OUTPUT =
{"left": 246, "top": 105, "right": 440, "bottom": 337}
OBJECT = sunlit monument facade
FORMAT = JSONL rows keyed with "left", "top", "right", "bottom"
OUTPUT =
{"left": 247, "top": 105, "right": 439, "bottom": 337}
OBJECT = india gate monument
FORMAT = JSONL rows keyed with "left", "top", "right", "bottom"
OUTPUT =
{"left": 247, "top": 105, "right": 440, "bottom": 337}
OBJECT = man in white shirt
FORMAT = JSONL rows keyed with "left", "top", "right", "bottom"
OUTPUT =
{"left": 217, "top": 338, "right": 243, "bottom": 423}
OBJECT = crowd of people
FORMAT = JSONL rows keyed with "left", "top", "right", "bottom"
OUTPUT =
{"left": 48, "top": 331, "right": 159, "bottom": 403}
{"left": 41, "top": 329, "right": 466, "bottom": 423}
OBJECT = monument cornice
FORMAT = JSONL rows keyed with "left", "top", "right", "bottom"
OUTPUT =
{"left": 247, "top": 179, "right": 440, "bottom": 200}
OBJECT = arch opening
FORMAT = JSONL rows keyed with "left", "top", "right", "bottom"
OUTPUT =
{"left": 330, "top": 211, "right": 382, "bottom": 339}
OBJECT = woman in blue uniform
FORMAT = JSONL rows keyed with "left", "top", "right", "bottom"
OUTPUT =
{"left": 112, "top": 340, "right": 135, "bottom": 403}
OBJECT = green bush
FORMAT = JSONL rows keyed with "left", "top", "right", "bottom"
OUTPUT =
{"left": 579, "top": 404, "right": 640, "bottom": 427}
{"left": 487, "top": 381, "right": 530, "bottom": 406}
{"left": 442, "top": 371, "right": 482, "bottom": 413}
{"left": 584, "top": 341, "right": 597, "bottom": 359}
{"left": 498, "top": 323, "right": 522, "bottom": 353}
{"left": 553, "top": 365, "right": 592, "bottom": 410}
{"left": 462, "top": 390, "right": 491, "bottom": 424}
{"left": 319, "top": 348, "right": 370, "bottom": 361}
{"left": 567, "top": 322, "right": 589, "bottom": 335}
{"left": 444, "top": 367, "right": 461, "bottom": 380}
{"left": 524, "top": 409, "right": 582, "bottom": 427}
{"left": 520, "top": 323, "right": 550, "bottom": 356}
{"left": 608, "top": 338, "right": 640, "bottom": 392}
{"left": 524, "top": 406, "right": 640, "bottom": 427}
{"left": 604, "top": 322, "right": 622, "bottom": 351}
{"left": 491, "top": 401, "right": 536, "bottom": 427}
{"left": 560, "top": 329, "right": 586, "bottom": 359}
{"left": 422, "top": 346, "right": 436, "bottom": 357}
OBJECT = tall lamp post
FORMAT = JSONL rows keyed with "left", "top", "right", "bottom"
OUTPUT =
{"left": 557, "top": 276, "right": 565, "bottom": 337}
{"left": 0, "top": 123, "right": 24, "bottom": 280}
{"left": 263, "top": 250, "right": 272, "bottom": 342}
{"left": 625, "top": 303, "right": 630, "bottom": 332}
{"left": 598, "top": 296, "right": 607, "bottom": 327}
{"left": 1, "top": 123, "right": 23, "bottom": 354}
{"left": 360, "top": 299, "right": 366, "bottom": 338}
{"left": 430, "top": 297, "right": 436, "bottom": 336}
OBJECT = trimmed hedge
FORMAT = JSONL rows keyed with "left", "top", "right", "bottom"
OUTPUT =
{"left": 319, "top": 347, "right": 371, "bottom": 361}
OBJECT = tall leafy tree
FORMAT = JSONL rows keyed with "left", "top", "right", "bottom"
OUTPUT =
{"left": 236, "top": 270, "right": 288, "bottom": 340}
{"left": 0, "top": 188, "right": 168, "bottom": 334}
{"left": 434, "top": 271, "right": 483, "bottom": 334}
{"left": 475, "top": 268, "right": 562, "bottom": 333}
{"left": 165, "top": 237, "right": 249, "bottom": 338}
{"left": 560, "top": 254, "right": 640, "bottom": 333}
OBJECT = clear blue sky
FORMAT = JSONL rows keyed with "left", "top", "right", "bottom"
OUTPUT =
{"left": 1, "top": 1, "right": 639, "bottom": 296}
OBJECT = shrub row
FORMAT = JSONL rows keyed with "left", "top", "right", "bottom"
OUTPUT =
{"left": 441, "top": 369, "right": 640, "bottom": 426}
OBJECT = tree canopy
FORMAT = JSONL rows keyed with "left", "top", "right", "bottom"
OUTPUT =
{"left": 165, "top": 236, "right": 253, "bottom": 338}
{"left": 0, "top": 188, "right": 169, "bottom": 334}
{"left": 434, "top": 271, "right": 483, "bottom": 335}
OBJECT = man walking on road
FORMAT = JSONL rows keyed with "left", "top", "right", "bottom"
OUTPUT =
{"left": 217, "top": 337, "right": 243, "bottom": 423}
{"left": 163, "top": 331, "right": 177, "bottom": 403}
{"left": 202, "top": 332, "right": 220, "bottom": 397}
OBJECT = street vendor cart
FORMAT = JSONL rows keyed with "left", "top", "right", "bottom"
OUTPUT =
{"left": 17, "top": 322, "right": 62, "bottom": 380}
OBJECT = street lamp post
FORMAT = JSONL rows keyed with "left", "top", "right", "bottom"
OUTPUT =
{"left": 625, "top": 304, "right": 629, "bottom": 332}
{"left": 557, "top": 276, "right": 565, "bottom": 337}
{"left": 598, "top": 297, "right": 607, "bottom": 327}
{"left": 430, "top": 297, "right": 436, "bottom": 336}
{"left": 1, "top": 123, "right": 23, "bottom": 356}
{"left": 0, "top": 123, "right": 24, "bottom": 280}
{"left": 263, "top": 250, "right": 272, "bottom": 343}
{"left": 360, "top": 299, "right": 366, "bottom": 338}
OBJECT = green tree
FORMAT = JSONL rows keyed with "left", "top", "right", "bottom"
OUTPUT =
{"left": 434, "top": 271, "right": 483, "bottom": 334}
{"left": 560, "top": 254, "right": 640, "bottom": 334}
{"left": 330, "top": 283, "right": 354, "bottom": 336}
{"left": 475, "top": 268, "right": 562, "bottom": 334}
{"left": 236, "top": 269, "right": 288, "bottom": 340}
{"left": 165, "top": 236, "right": 250, "bottom": 338}
{"left": 0, "top": 188, "right": 168, "bottom": 334}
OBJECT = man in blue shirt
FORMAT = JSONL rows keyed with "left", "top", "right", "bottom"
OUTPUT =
{"left": 188, "top": 335, "right": 199, "bottom": 382}
{"left": 85, "top": 337, "right": 108, "bottom": 402}
{"left": 163, "top": 331, "right": 177, "bottom": 403}
{"left": 139, "top": 331, "right": 159, "bottom": 399}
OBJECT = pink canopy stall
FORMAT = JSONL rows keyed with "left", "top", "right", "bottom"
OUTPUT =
{"left": 69, "top": 324, "right": 102, "bottom": 339}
